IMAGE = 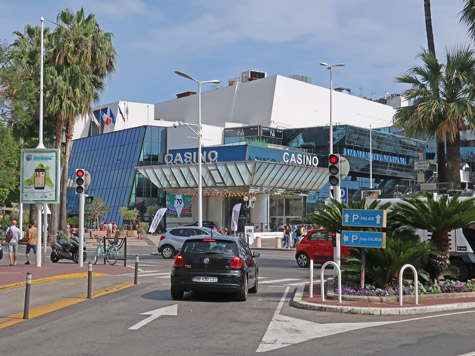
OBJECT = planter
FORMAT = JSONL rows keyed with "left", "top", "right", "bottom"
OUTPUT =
{"left": 327, "top": 291, "right": 475, "bottom": 303}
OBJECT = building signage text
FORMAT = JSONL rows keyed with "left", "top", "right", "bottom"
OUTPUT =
{"left": 282, "top": 152, "right": 318, "bottom": 167}
{"left": 164, "top": 150, "right": 218, "bottom": 165}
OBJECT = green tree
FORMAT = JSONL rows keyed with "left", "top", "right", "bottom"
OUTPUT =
{"left": 120, "top": 207, "right": 139, "bottom": 226}
{"left": 0, "top": 125, "right": 21, "bottom": 206}
{"left": 394, "top": 47, "right": 475, "bottom": 189}
{"left": 146, "top": 205, "right": 160, "bottom": 218}
{"left": 392, "top": 192, "right": 475, "bottom": 281}
{"left": 86, "top": 196, "right": 109, "bottom": 229}
{"left": 460, "top": 0, "right": 475, "bottom": 41}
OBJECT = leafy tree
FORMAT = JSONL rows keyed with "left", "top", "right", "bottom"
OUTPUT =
{"left": 391, "top": 192, "right": 475, "bottom": 281}
{"left": 394, "top": 47, "right": 475, "bottom": 189}
{"left": 120, "top": 207, "right": 139, "bottom": 226}
{"left": 460, "top": 0, "right": 475, "bottom": 42}
{"left": 0, "top": 124, "right": 21, "bottom": 206}
{"left": 86, "top": 196, "right": 109, "bottom": 229}
{"left": 146, "top": 205, "right": 160, "bottom": 218}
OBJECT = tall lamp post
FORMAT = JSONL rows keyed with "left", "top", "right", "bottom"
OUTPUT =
{"left": 320, "top": 62, "right": 344, "bottom": 270}
{"left": 174, "top": 71, "right": 220, "bottom": 228}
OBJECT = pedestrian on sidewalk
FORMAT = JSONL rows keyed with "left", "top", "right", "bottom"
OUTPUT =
{"left": 283, "top": 223, "right": 291, "bottom": 248}
{"left": 25, "top": 221, "right": 37, "bottom": 265}
{"left": 6, "top": 220, "right": 22, "bottom": 266}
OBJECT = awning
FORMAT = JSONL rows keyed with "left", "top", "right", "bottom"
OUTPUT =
{"left": 136, "top": 161, "right": 329, "bottom": 195}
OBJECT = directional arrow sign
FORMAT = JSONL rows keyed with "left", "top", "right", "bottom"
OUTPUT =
{"left": 342, "top": 209, "right": 387, "bottom": 228}
{"left": 129, "top": 304, "right": 177, "bottom": 330}
{"left": 342, "top": 231, "right": 386, "bottom": 248}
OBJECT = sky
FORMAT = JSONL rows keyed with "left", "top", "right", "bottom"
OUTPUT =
{"left": 0, "top": 0, "right": 471, "bottom": 107}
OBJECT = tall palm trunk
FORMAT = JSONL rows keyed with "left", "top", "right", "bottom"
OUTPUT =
{"left": 424, "top": 0, "right": 436, "bottom": 55}
{"left": 437, "top": 141, "right": 447, "bottom": 183}
{"left": 446, "top": 132, "right": 462, "bottom": 190}
{"left": 59, "top": 118, "right": 74, "bottom": 231}
{"left": 428, "top": 230, "right": 450, "bottom": 281}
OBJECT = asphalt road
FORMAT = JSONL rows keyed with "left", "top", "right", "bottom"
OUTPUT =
{"left": 2, "top": 246, "right": 475, "bottom": 356}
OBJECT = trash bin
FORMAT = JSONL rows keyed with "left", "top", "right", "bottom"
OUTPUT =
{"left": 275, "top": 236, "right": 282, "bottom": 248}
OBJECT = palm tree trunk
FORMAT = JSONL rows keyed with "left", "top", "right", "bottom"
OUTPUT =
{"left": 50, "top": 115, "right": 64, "bottom": 237}
{"left": 59, "top": 118, "right": 74, "bottom": 232}
{"left": 429, "top": 230, "right": 450, "bottom": 281}
{"left": 437, "top": 139, "right": 447, "bottom": 183}
{"left": 446, "top": 132, "right": 462, "bottom": 190}
{"left": 424, "top": 0, "right": 436, "bottom": 55}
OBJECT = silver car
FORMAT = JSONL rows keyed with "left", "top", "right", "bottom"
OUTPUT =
{"left": 158, "top": 226, "right": 223, "bottom": 258}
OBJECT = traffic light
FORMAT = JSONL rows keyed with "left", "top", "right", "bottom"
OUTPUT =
{"left": 75, "top": 169, "right": 85, "bottom": 194}
{"left": 328, "top": 154, "right": 340, "bottom": 186}
{"left": 85, "top": 196, "right": 94, "bottom": 204}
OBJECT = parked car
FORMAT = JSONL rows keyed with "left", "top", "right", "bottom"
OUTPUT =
{"left": 188, "top": 221, "right": 218, "bottom": 230}
{"left": 170, "top": 236, "right": 260, "bottom": 301}
{"left": 158, "top": 226, "right": 223, "bottom": 259}
{"left": 295, "top": 228, "right": 351, "bottom": 267}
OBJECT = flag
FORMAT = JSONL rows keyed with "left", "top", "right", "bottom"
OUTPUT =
{"left": 149, "top": 208, "right": 167, "bottom": 233}
{"left": 101, "top": 108, "right": 112, "bottom": 125}
{"left": 100, "top": 109, "right": 105, "bottom": 122}
{"left": 109, "top": 108, "right": 116, "bottom": 125}
{"left": 231, "top": 203, "right": 242, "bottom": 233}
{"left": 90, "top": 113, "right": 100, "bottom": 127}
{"left": 118, "top": 105, "right": 126, "bottom": 121}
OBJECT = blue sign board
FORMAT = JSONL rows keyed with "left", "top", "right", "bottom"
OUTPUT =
{"left": 340, "top": 187, "right": 348, "bottom": 204}
{"left": 342, "top": 209, "right": 387, "bottom": 228}
{"left": 342, "top": 231, "right": 386, "bottom": 248}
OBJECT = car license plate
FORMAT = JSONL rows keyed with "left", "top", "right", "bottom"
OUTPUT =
{"left": 192, "top": 276, "right": 218, "bottom": 282}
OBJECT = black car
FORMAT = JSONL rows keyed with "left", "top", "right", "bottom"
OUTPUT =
{"left": 170, "top": 236, "right": 260, "bottom": 301}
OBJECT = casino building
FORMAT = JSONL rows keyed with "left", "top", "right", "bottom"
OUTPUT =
{"left": 68, "top": 71, "right": 425, "bottom": 231}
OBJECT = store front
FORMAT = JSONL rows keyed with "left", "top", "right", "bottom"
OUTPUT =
{"left": 136, "top": 144, "right": 327, "bottom": 232}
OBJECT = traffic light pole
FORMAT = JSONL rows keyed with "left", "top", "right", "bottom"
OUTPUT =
{"left": 334, "top": 186, "right": 341, "bottom": 268}
{"left": 79, "top": 192, "right": 85, "bottom": 267}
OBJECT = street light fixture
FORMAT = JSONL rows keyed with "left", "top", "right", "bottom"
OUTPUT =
{"left": 174, "top": 71, "right": 220, "bottom": 228}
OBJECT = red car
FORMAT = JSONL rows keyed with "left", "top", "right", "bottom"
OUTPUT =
{"left": 295, "top": 229, "right": 350, "bottom": 267}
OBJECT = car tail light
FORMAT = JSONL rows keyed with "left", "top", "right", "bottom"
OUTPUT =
{"left": 230, "top": 257, "right": 242, "bottom": 269}
{"left": 203, "top": 239, "right": 216, "bottom": 242}
{"left": 174, "top": 255, "right": 184, "bottom": 267}
{"left": 160, "top": 236, "right": 166, "bottom": 241}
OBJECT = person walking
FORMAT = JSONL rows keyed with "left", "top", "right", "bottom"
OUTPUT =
{"left": 6, "top": 220, "right": 22, "bottom": 266}
{"left": 25, "top": 221, "right": 37, "bottom": 265}
{"left": 283, "top": 223, "right": 291, "bottom": 248}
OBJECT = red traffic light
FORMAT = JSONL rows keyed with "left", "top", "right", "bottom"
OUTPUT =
{"left": 76, "top": 169, "right": 85, "bottom": 177}
{"left": 329, "top": 155, "right": 339, "bottom": 164}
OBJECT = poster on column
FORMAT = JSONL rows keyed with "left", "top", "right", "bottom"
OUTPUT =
{"left": 166, "top": 193, "right": 192, "bottom": 218}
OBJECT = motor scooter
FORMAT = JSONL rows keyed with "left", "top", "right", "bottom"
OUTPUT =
{"left": 50, "top": 233, "right": 87, "bottom": 263}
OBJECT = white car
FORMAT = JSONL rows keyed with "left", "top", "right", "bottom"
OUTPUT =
{"left": 158, "top": 226, "right": 223, "bottom": 258}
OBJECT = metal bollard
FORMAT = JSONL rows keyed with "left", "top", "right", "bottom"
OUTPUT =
{"left": 134, "top": 255, "right": 139, "bottom": 285}
{"left": 87, "top": 262, "right": 92, "bottom": 299}
{"left": 23, "top": 272, "right": 32, "bottom": 319}
{"left": 309, "top": 259, "right": 314, "bottom": 299}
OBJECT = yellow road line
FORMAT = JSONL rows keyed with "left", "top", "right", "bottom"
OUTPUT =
{"left": 0, "top": 282, "right": 134, "bottom": 329}
{"left": 0, "top": 273, "right": 107, "bottom": 292}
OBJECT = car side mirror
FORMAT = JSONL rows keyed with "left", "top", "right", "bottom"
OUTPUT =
{"left": 252, "top": 251, "right": 260, "bottom": 258}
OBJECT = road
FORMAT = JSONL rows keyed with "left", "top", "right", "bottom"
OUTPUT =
{"left": 1, "top": 246, "right": 475, "bottom": 356}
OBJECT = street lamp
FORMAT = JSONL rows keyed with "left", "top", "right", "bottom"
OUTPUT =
{"left": 174, "top": 71, "right": 220, "bottom": 228}
{"left": 319, "top": 62, "right": 345, "bottom": 155}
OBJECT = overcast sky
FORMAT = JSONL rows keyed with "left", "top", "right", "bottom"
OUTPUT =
{"left": 0, "top": 0, "right": 471, "bottom": 107}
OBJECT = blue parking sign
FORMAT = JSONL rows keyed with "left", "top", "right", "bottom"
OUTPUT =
{"left": 340, "top": 187, "right": 348, "bottom": 204}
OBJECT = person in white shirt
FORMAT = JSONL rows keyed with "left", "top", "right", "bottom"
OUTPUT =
{"left": 6, "top": 220, "right": 22, "bottom": 266}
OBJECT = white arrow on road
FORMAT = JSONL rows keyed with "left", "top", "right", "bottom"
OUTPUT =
{"left": 129, "top": 304, "right": 177, "bottom": 330}
{"left": 257, "top": 287, "right": 475, "bottom": 353}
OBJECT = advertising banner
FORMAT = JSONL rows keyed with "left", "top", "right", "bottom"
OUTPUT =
{"left": 231, "top": 203, "right": 242, "bottom": 232}
{"left": 245, "top": 225, "right": 255, "bottom": 245}
{"left": 20, "top": 149, "right": 60, "bottom": 204}
{"left": 149, "top": 208, "right": 167, "bottom": 233}
{"left": 166, "top": 193, "right": 192, "bottom": 218}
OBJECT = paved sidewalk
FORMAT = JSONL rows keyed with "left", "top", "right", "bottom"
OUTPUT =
{"left": 291, "top": 283, "right": 475, "bottom": 315}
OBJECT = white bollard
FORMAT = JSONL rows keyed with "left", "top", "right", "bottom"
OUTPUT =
{"left": 309, "top": 259, "right": 314, "bottom": 299}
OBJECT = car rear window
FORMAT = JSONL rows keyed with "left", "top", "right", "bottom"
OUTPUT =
{"left": 182, "top": 240, "right": 238, "bottom": 255}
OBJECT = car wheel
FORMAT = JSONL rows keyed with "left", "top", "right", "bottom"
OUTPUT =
{"left": 161, "top": 245, "right": 176, "bottom": 259}
{"left": 449, "top": 259, "right": 470, "bottom": 281}
{"left": 171, "top": 288, "right": 184, "bottom": 300}
{"left": 296, "top": 252, "right": 310, "bottom": 268}
{"left": 249, "top": 274, "right": 258, "bottom": 294}
{"left": 237, "top": 277, "right": 248, "bottom": 301}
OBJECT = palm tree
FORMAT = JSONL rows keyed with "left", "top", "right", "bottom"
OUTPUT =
{"left": 394, "top": 47, "right": 475, "bottom": 189}
{"left": 45, "top": 8, "right": 116, "bottom": 232}
{"left": 460, "top": 0, "right": 475, "bottom": 41}
{"left": 391, "top": 192, "right": 475, "bottom": 281}
{"left": 424, "top": 0, "right": 436, "bottom": 55}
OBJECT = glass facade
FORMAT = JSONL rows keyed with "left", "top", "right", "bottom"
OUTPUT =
{"left": 283, "top": 125, "right": 426, "bottom": 209}
{"left": 67, "top": 126, "right": 167, "bottom": 225}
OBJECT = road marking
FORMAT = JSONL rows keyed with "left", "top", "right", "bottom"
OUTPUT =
{"left": 256, "top": 287, "right": 475, "bottom": 353}
{"left": 458, "top": 352, "right": 475, "bottom": 356}
{"left": 129, "top": 304, "right": 177, "bottom": 330}
{"left": 0, "top": 283, "right": 134, "bottom": 330}
{"left": 259, "top": 278, "right": 300, "bottom": 285}
{"left": 0, "top": 273, "right": 107, "bottom": 291}
{"left": 138, "top": 272, "right": 170, "bottom": 277}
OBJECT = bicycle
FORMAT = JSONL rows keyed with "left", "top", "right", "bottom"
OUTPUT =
{"left": 93, "top": 236, "right": 119, "bottom": 265}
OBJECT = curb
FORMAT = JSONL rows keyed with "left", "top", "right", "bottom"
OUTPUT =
{"left": 290, "top": 284, "right": 475, "bottom": 315}
{"left": 0, "top": 272, "right": 107, "bottom": 292}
